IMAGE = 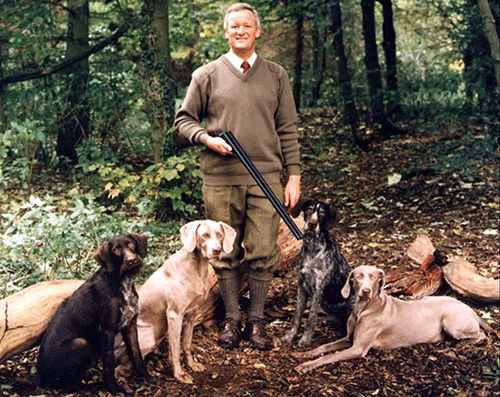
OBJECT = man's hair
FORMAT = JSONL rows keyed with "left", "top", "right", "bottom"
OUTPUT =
{"left": 224, "top": 3, "right": 261, "bottom": 30}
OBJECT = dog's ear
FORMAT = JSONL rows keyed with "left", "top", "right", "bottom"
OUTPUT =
{"left": 127, "top": 233, "right": 148, "bottom": 258}
{"left": 180, "top": 221, "right": 201, "bottom": 252}
{"left": 341, "top": 271, "right": 353, "bottom": 299}
{"left": 219, "top": 222, "right": 237, "bottom": 253}
{"left": 325, "top": 204, "right": 338, "bottom": 228}
{"left": 377, "top": 268, "right": 385, "bottom": 297}
{"left": 290, "top": 197, "right": 308, "bottom": 218}
{"left": 94, "top": 241, "right": 113, "bottom": 272}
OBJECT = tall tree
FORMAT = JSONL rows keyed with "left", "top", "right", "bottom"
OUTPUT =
{"left": 360, "top": 0, "right": 385, "bottom": 125}
{"left": 378, "top": 0, "right": 400, "bottom": 116}
{"left": 331, "top": 1, "right": 364, "bottom": 150}
{"left": 310, "top": 10, "right": 327, "bottom": 106}
{"left": 0, "top": 34, "right": 5, "bottom": 134}
{"left": 144, "top": 0, "right": 175, "bottom": 163}
{"left": 477, "top": 0, "right": 500, "bottom": 88}
{"left": 293, "top": 13, "right": 304, "bottom": 111}
{"left": 56, "top": 0, "right": 90, "bottom": 162}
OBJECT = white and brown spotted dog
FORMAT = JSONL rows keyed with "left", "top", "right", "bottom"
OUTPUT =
{"left": 115, "top": 220, "right": 236, "bottom": 383}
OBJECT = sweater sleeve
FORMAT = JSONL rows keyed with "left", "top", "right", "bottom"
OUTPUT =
{"left": 174, "top": 67, "right": 211, "bottom": 146}
{"left": 275, "top": 69, "right": 301, "bottom": 177}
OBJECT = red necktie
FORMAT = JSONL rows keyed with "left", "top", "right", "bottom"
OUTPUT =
{"left": 241, "top": 61, "right": 250, "bottom": 74}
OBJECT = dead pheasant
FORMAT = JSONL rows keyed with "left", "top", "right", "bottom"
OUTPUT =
{"left": 385, "top": 250, "right": 449, "bottom": 298}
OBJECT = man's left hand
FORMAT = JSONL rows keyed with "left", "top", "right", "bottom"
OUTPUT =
{"left": 284, "top": 175, "right": 301, "bottom": 211}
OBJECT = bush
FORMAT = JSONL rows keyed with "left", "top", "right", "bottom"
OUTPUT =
{"left": 0, "top": 195, "right": 178, "bottom": 298}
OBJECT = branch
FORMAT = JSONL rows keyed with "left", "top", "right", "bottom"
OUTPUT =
{"left": 0, "top": 24, "right": 129, "bottom": 87}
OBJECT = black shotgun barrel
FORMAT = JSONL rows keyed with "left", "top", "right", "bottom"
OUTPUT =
{"left": 220, "top": 131, "right": 303, "bottom": 240}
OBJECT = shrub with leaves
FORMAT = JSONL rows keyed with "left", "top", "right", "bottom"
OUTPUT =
{"left": 0, "top": 195, "right": 175, "bottom": 298}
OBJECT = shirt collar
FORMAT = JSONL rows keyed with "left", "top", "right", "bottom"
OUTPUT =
{"left": 225, "top": 51, "right": 257, "bottom": 73}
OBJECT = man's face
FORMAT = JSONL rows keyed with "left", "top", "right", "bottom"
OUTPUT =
{"left": 225, "top": 9, "right": 261, "bottom": 58}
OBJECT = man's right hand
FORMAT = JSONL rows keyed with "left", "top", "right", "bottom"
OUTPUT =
{"left": 206, "top": 136, "right": 233, "bottom": 155}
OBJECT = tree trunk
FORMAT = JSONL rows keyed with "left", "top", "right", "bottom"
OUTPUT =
{"left": 0, "top": 280, "right": 85, "bottom": 363}
{"left": 0, "top": 219, "right": 304, "bottom": 362}
{"left": 293, "top": 13, "right": 304, "bottom": 112}
{"left": 360, "top": 0, "right": 385, "bottom": 126}
{"left": 145, "top": 0, "right": 175, "bottom": 163}
{"left": 56, "top": 0, "right": 90, "bottom": 162}
{"left": 311, "top": 14, "right": 326, "bottom": 106}
{"left": 331, "top": 2, "right": 365, "bottom": 150}
{"left": 377, "top": 0, "right": 401, "bottom": 116}
{"left": 477, "top": 0, "right": 500, "bottom": 88}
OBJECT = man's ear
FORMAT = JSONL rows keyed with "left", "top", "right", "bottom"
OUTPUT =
{"left": 255, "top": 28, "right": 261, "bottom": 39}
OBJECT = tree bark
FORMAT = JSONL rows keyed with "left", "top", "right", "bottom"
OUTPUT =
{"left": 477, "top": 0, "right": 500, "bottom": 88}
{"left": 56, "top": 0, "right": 90, "bottom": 162}
{"left": 0, "top": 280, "right": 85, "bottom": 363}
{"left": 331, "top": 1, "right": 365, "bottom": 150}
{"left": 377, "top": 0, "right": 400, "bottom": 116}
{"left": 293, "top": 13, "right": 304, "bottom": 112}
{"left": 145, "top": 0, "right": 175, "bottom": 163}
{"left": 311, "top": 14, "right": 326, "bottom": 106}
{"left": 360, "top": 0, "right": 385, "bottom": 126}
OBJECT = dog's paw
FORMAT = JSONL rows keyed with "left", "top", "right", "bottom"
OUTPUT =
{"left": 106, "top": 381, "right": 129, "bottom": 396}
{"left": 189, "top": 361, "right": 206, "bottom": 372}
{"left": 174, "top": 370, "right": 194, "bottom": 384}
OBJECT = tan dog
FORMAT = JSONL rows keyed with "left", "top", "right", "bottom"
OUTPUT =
{"left": 115, "top": 220, "right": 236, "bottom": 383}
{"left": 294, "top": 265, "right": 492, "bottom": 373}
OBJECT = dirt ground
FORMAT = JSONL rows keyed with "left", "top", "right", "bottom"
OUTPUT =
{"left": 0, "top": 110, "right": 498, "bottom": 396}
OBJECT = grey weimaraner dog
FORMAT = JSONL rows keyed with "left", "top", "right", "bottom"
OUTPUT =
{"left": 115, "top": 220, "right": 236, "bottom": 383}
{"left": 293, "top": 265, "right": 492, "bottom": 373}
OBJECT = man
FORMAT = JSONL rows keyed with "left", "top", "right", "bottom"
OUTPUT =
{"left": 174, "top": 3, "right": 300, "bottom": 351}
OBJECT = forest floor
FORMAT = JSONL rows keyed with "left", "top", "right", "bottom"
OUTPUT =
{"left": 1, "top": 109, "right": 499, "bottom": 396}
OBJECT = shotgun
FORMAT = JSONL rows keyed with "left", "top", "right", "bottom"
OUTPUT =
{"left": 220, "top": 131, "right": 303, "bottom": 240}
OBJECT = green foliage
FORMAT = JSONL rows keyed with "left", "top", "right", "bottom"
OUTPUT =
{"left": 77, "top": 140, "right": 203, "bottom": 220}
{"left": 398, "top": 63, "right": 468, "bottom": 120}
{"left": 0, "top": 194, "right": 171, "bottom": 298}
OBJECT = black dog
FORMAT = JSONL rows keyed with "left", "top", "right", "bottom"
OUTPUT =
{"left": 282, "top": 200, "right": 352, "bottom": 347}
{"left": 37, "top": 233, "right": 149, "bottom": 392}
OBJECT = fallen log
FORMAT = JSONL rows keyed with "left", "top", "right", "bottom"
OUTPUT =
{"left": 0, "top": 279, "right": 85, "bottom": 363}
{"left": 0, "top": 219, "right": 304, "bottom": 363}
{"left": 442, "top": 256, "right": 500, "bottom": 303}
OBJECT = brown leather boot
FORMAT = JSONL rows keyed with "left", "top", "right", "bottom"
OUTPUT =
{"left": 218, "top": 318, "right": 241, "bottom": 349}
{"left": 242, "top": 319, "right": 271, "bottom": 351}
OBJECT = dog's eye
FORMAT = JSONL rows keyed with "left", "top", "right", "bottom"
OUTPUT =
{"left": 113, "top": 247, "right": 122, "bottom": 255}
{"left": 215, "top": 231, "right": 223, "bottom": 240}
{"left": 127, "top": 243, "right": 136, "bottom": 252}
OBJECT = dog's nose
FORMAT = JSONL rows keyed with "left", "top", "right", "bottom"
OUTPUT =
{"left": 361, "top": 288, "right": 371, "bottom": 296}
{"left": 125, "top": 255, "right": 138, "bottom": 266}
{"left": 212, "top": 247, "right": 222, "bottom": 256}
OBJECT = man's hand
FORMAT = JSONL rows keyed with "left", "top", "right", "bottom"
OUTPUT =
{"left": 284, "top": 175, "right": 301, "bottom": 211}
{"left": 206, "top": 136, "right": 233, "bottom": 155}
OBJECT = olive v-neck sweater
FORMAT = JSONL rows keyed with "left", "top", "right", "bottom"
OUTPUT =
{"left": 174, "top": 55, "right": 300, "bottom": 186}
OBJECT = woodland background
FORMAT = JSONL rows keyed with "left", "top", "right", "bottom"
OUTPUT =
{"left": 0, "top": 1, "right": 499, "bottom": 396}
